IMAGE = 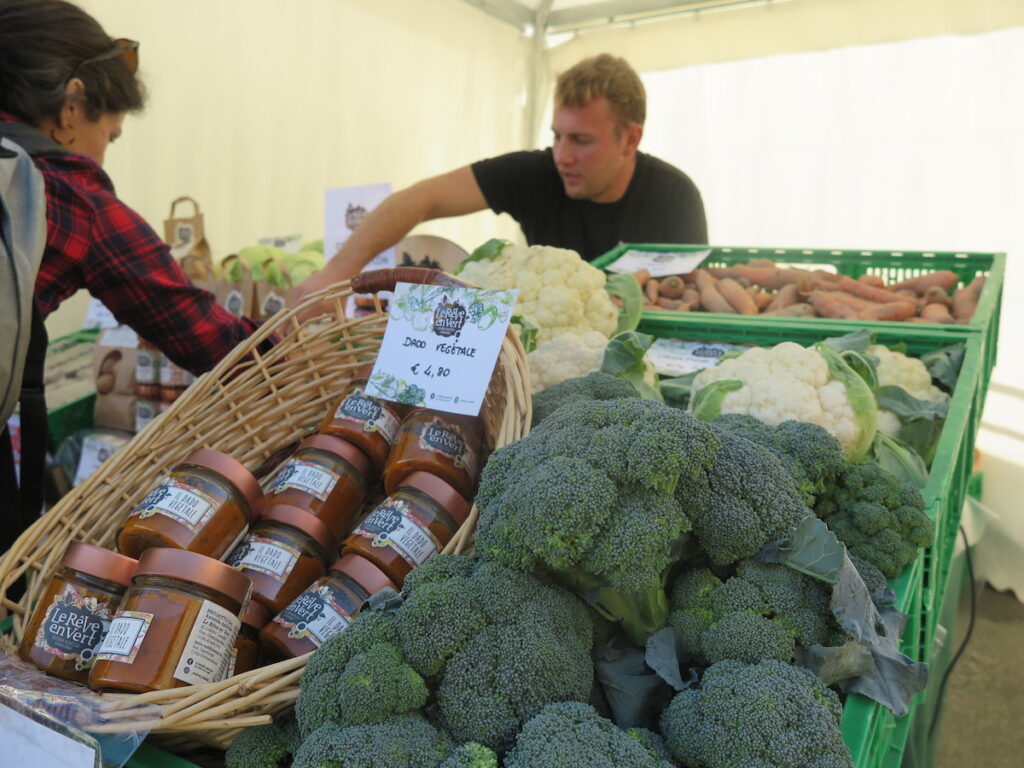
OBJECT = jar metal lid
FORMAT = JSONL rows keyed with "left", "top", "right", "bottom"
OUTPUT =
{"left": 330, "top": 553, "right": 397, "bottom": 597}
{"left": 297, "top": 434, "right": 371, "bottom": 480}
{"left": 258, "top": 504, "right": 337, "bottom": 559}
{"left": 241, "top": 598, "right": 271, "bottom": 630}
{"left": 400, "top": 471, "right": 471, "bottom": 525}
{"left": 135, "top": 548, "right": 252, "bottom": 607}
{"left": 62, "top": 541, "right": 137, "bottom": 587}
{"left": 350, "top": 364, "right": 375, "bottom": 383}
{"left": 182, "top": 449, "right": 262, "bottom": 511}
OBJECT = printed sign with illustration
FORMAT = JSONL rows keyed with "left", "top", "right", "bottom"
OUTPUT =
{"left": 324, "top": 183, "right": 395, "bottom": 316}
{"left": 604, "top": 248, "right": 713, "bottom": 278}
{"left": 365, "top": 283, "right": 517, "bottom": 416}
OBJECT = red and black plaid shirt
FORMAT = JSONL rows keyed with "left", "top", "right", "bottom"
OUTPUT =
{"left": 1, "top": 113, "right": 259, "bottom": 376}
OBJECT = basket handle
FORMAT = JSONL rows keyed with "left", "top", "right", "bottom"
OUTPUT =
{"left": 351, "top": 267, "right": 465, "bottom": 295}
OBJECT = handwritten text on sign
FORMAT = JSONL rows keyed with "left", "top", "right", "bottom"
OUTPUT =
{"left": 365, "top": 283, "right": 517, "bottom": 416}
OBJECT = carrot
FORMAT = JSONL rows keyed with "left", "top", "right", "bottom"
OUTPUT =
{"left": 644, "top": 279, "right": 661, "bottom": 304}
{"left": 891, "top": 270, "right": 960, "bottom": 294}
{"left": 952, "top": 276, "right": 985, "bottom": 320}
{"left": 694, "top": 270, "right": 736, "bottom": 314}
{"left": 810, "top": 291, "right": 858, "bottom": 319}
{"left": 750, "top": 289, "right": 774, "bottom": 311}
{"left": 707, "top": 265, "right": 820, "bottom": 291}
{"left": 747, "top": 258, "right": 776, "bottom": 269}
{"left": 765, "top": 283, "right": 799, "bottom": 312}
{"left": 856, "top": 302, "right": 917, "bottom": 321}
{"left": 822, "top": 290, "right": 877, "bottom": 312}
{"left": 633, "top": 269, "right": 650, "bottom": 287}
{"left": 657, "top": 297, "right": 688, "bottom": 311}
{"left": 717, "top": 278, "right": 759, "bottom": 315}
{"left": 659, "top": 275, "right": 686, "bottom": 299}
{"left": 682, "top": 287, "right": 701, "bottom": 310}
{"left": 923, "top": 286, "right": 953, "bottom": 307}
{"left": 834, "top": 275, "right": 916, "bottom": 306}
{"left": 919, "top": 303, "right": 955, "bottom": 324}
{"left": 763, "top": 302, "right": 816, "bottom": 317}
{"left": 858, "top": 274, "right": 886, "bottom": 289}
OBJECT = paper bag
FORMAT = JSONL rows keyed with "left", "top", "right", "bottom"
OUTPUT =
{"left": 209, "top": 254, "right": 254, "bottom": 319}
{"left": 252, "top": 258, "right": 293, "bottom": 323}
{"left": 164, "top": 196, "right": 212, "bottom": 263}
{"left": 92, "top": 326, "right": 138, "bottom": 432}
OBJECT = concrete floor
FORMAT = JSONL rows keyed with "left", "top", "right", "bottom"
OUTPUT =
{"left": 934, "top": 585, "right": 1024, "bottom": 767}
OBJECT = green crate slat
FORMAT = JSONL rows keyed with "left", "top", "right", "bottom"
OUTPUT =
{"left": 125, "top": 743, "right": 201, "bottom": 768}
{"left": 44, "top": 328, "right": 100, "bottom": 452}
{"left": 635, "top": 316, "right": 984, "bottom": 768}
{"left": 594, "top": 243, "right": 1003, "bottom": 392}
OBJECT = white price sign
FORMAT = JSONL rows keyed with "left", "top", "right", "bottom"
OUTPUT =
{"left": 0, "top": 703, "right": 98, "bottom": 768}
{"left": 365, "top": 283, "right": 517, "bottom": 416}
{"left": 647, "top": 338, "right": 752, "bottom": 377}
{"left": 605, "top": 248, "right": 713, "bottom": 278}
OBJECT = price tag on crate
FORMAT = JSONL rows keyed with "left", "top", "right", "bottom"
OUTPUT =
{"left": 365, "top": 282, "right": 518, "bottom": 416}
{"left": 647, "top": 338, "right": 753, "bottom": 377}
{"left": 605, "top": 247, "right": 712, "bottom": 278}
{"left": 0, "top": 701, "right": 99, "bottom": 768}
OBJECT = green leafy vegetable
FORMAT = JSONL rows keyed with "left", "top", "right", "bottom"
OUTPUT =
{"left": 600, "top": 332, "right": 662, "bottom": 402}
{"left": 604, "top": 273, "right": 644, "bottom": 334}
{"left": 920, "top": 342, "right": 966, "bottom": 392}
{"left": 455, "top": 238, "right": 509, "bottom": 275}
{"left": 689, "top": 379, "right": 742, "bottom": 422}
{"left": 511, "top": 315, "right": 538, "bottom": 353}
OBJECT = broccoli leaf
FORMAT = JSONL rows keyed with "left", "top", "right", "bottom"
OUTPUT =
{"left": 822, "top": 329, "right": 874, "bottom": 353}
{"left": 659, "top": 371, "right": 698, "bottom": 410}
{"left": 816, "top": 343, "right": 878, "bottom": 460}
{"left": 796, "top": 641, "right": 876, "bottom": 686}
{"left": 875, "top": 385, "right": 950, "bottom": 421}
{"left": 689, "top": 379, "right": 743, "bottom": 421}
{"left": 644, "top": 628, "right": 688, "bottom": 692}
{"left": 605, "top": 273, "right": 644, "bottom": 334}
{"left": 594, "top": 637, "right": 675, "bottom": 729}
{"left": 455, "top": 238, "right": 509, "bottom": 275}
{"left": 920, "top": 343, "right": 966, "bottom": 392}
{"left": 758, "top": 516, "right": 845, "bottom": 584}
{"left": 601, "top": 332, "right": 662, "bottom": 402}
{"left": 870, "top": 433, "right": 929, "bottom": 489}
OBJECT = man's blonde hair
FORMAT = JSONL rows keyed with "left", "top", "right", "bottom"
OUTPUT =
{"left": 555, "top": 53, "right": 646, "bottom": 128}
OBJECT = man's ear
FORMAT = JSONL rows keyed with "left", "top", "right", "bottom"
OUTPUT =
{"left": 622, "top": 122, "right": 643, "bottom": 156}
{"left": 58, "top": 78, "right": 87, "bottom": 129}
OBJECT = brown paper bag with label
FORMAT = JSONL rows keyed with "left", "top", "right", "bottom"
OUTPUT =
{"left": 92, "top": 327, "right": 138, "bottom": 432}
{"left": 164, "top": 196, "right": 212, "bottom": 263}
{"left": 253, "top": 258, "right": 293, "bottom": 323}
{"left": 209, "top": 254, "right": 254, "bottom": 319}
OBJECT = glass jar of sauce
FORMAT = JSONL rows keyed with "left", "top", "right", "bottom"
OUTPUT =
{"left": 229, "top": 599, "right": 269, "bottom": 677}
{"left": 88, "top": 548, "right": 252, "bottom": 693}
{"left": 318, "top": 365, "right": 402, "bottom": 476}
{"left": 19, "top": 542, "right": 137, "bottom": 684}
{"left": 262, "top": 435, "right": 370, "bottom": 539}
{"left": 226, "top": 503, "right": 336, "bottom": 614}
{"left": 259, "top": 553, "right": 395, "bottom": 661}
{"left": 117, "top": 449, "right": 261, "bottom": 560}
{"left": 383, "top": 409, "right": 483, "bottom": 499}
{"left": 341, "top": 471, "right": 470, "bottom": 588}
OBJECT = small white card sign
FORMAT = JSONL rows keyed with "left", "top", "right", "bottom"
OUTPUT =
{"left": 324, "top": 183, "right": 395, "bottom": 315}
{"left": 605, "top": 248, "right": 713, "bottom": 278}
{"left": 0, "top": 703, "right": 98, "bottom": 768}
{"left": 646, "top": 338, "right": 752, "bottom": 377}
{"left": 82, "top": 299, "right": 118, "bottom": 330}
{"left": 258, "top": 234, "right": 304, "bottom": 254}
{"left": 365, "top": 283, "right": 518, "bottom": 416}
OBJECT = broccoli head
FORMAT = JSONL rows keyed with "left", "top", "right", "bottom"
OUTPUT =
{"left": 477, "top": 398, "right": 719, "bottom": 642}
{"left": 504, "top": 702, "right": 676, "bottom": 768}
{"left": 660, "top": 660, "right": 853, "bottom": 768}
{"left": 292, "top": 713, "right": 451, "bottom": 768}
{"left": 333, "top": 643, "right": 429, "bottom": 726}
{"left": 681, "top": 428, "right": 813, "bottom": 565}
{"left": 531, "top": 371, "right": 638, "bottom": 426}
{"left": 713, "top": 415, "right": 845, "bottom": 505}
{"left": 814, "top": 461, "right": 934, "bottom": 578}
{"left": 668, "top": 560, "right": 841, "bottom": 665}
{"left": 438, "top": 743, "right": 499, "bottom": 768}
{"left": 626, "top": 727, "right": 675, "bottom": 763}
{"left": 225, "top": 714, "right": 297, "bottom": 768}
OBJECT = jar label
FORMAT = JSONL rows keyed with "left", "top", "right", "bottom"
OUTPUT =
{"left": 353, "top": 499, "right": 442, "bottom": 569}
{"left": 133, "top": 477, "right": 217, "bottom": 532}
{"left": 275, "top": 584, "right": 353, "bottom": 647}
{"left": 96, "top": 610, "right": 154, "bottom": 664}
{"left": 136, "top": 348, "right": 158, "bottom": 384}
{"left": 418, "top": 418, "right": 477, "bottom": 476}
{"left": 224, "top": 647, "right": 238, "bottom": 680}
{"left": 335, "top": 389, "right": 400, "bottom": 443}
{"left": 228, "top": 537, "right": 300, "bottom": 579}
{"left": 173, "top": 599, "right": 241, "bottom": 685}
{"left": 33, "top": 584, "right": 113, "bottom": 670}
{"left": 267, "top": 458, "right": 339, "bottom": 502}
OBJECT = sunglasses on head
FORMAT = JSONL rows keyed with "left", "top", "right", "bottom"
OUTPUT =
{"left": 70, "top": 38, "right": 140, "bottom": 81}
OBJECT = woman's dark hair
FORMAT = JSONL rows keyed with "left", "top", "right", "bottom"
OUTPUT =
{"left": 0, "top": 0, "right": 145, "bottom": 125}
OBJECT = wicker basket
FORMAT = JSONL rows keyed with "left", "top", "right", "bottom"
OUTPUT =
{"left": 0, "top": 268, "right": 532, "bottom": 751}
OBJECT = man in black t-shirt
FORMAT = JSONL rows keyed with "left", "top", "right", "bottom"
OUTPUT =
{"left": 295, "top": 54, "right": 707, "bottom": 305}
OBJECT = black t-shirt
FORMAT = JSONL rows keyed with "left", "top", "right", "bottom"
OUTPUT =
{"left": 471, "top": 149, "right": 707, "bottom": 261}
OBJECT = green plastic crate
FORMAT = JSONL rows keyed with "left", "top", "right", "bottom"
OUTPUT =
{"left": 636, "top": 316, "right": 984, "bottom": 768}
{"left": 44, "top": 329, "right": 100, "bottom": 453}
{"left": 125, "top": 743, "right": 201, "bottom": 767}
{"left": 595, "top": 243, "right": 1003, "bottom": 392}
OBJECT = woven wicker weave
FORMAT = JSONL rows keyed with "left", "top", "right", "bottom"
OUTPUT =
{"left": 0, "top": 268, "right": 532, "bottom": 750}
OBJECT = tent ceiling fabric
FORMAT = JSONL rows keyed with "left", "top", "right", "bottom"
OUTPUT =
{"left": 460, "top": 0, "right": 780, "bottom": 31}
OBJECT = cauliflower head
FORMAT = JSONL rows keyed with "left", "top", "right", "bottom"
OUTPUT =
{"left": 459, "top": 243, "right": 618, "bottom": 343}
{"left": 527, "top": 331, "right": 609, "bottom": 394}
{"left": 690, "top": 342, "right": 877, "bottom": 459}
{"left": 868, "top": 344, "right": 949, "bottom": 437}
